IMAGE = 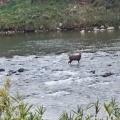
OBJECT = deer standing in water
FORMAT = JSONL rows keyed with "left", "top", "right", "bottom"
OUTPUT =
{"left": 68, "top": 50, "right": 82, "bottom": 64}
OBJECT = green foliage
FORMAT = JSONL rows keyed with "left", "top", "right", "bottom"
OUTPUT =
{"left": 59, "top": 111, "right": 74, "bottom": 120}
{"left": 0, "top": 0, "right": 119, "bottom": 31}
{"left": 0, "top": 79, "right": 46, "bottom": 120}
{"left": 59, "top": 100, "right": 120, "bottom": 120}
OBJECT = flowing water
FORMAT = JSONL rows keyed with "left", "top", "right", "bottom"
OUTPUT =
{"left": 0, "top": 30, "right": 120, "bottom": 119}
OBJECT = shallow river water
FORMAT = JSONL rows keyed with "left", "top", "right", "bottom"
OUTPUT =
{"left": 0, "top": 30, "right": 120, "bottom": 119}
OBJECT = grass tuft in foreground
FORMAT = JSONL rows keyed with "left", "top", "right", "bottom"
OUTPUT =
{"left": 59, "top": 99, "right": 120, "bottom": 120}
{"left": 0, "top": 78, "right": 46, "bottom": 120}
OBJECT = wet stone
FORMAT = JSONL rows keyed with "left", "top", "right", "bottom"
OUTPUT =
{"left": 107, "top": 64, "right": 112, "bottom": 66}
{"left": 52, "top": 69, "right": 63, "bottom": 71}
{"left": 18, "top": 68, "right": 25, "bottom": 72}
{"left": 15, "top": 73, "right": 21, "bottom": 75}
{"left": 9, "top": 70, "right": 16, "bottom": 74}
{"left": 35, "top": 56, "right": 39, "bottom": 58}
{"left": 26, "top": 95, "right": 31, "bottom": 97}
{"left": 101, "top": 72, "right": 114, "bottom": 77}
{"left": 7, "top": 70, "right": 17, "bottom": 76}
{"left": 114, "top": 54, "right": 118, "bottom": 56}
{"left": 18, "top": 63, "right": 24, "bottom": 65}
{"left": 6, "top": 59, "right": 11, "bottom": 61}
{"left": 90, "top": 57, "right": 94, "bottom": 60}
{"left": 0, "top": 68, "right": 5, "bottom": 72}
{"left": 90, "top": 70, "right": 95, "bottom": 74}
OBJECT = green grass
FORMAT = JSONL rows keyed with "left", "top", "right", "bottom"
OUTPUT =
{"left": 0, "top": 0, "right": 120, "bottom": 32}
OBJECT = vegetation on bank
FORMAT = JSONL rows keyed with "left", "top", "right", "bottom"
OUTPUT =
{"left": 1, "top": 79, "right": 120, "bottom": 120}
{"left": 0, "top": 0, "right": 120, "bottom": 32}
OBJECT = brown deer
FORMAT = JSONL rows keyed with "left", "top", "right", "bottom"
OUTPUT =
{"left": 68, "top": 50, "right": 82, "bottom": 64}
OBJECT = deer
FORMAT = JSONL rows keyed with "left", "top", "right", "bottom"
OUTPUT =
{"left": 68, "top": 50, "right": 82, "bottom": 64}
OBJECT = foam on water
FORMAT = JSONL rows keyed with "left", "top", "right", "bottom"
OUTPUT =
{"left": 45, "top": 78, "right": 73, "bottom": 86}
{"left": 0, "top": 51, "right": 120, "bottom": 120}
{"left": 47, "top": 91, "right": 70, "bottom": 96}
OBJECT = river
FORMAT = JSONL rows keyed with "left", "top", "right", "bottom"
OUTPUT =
{"left": 0, "top": 30, "right": 120, "bottom": 119}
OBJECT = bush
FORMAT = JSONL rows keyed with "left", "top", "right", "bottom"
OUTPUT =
{"left": 59, "top": 99, "right": 120, "bottom": 120}
{"left": 0, "top": 79, "right": 46, "bottom": 120}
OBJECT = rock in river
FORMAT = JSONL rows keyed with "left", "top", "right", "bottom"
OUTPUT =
{"left": 0, "top": 68, "right": 5, "bottom": 72}
{"left": 101, "top": 72, "right": 114, "bottom": 77}
{"left": 18, "top": 68, "right": 25, "bottom": 72}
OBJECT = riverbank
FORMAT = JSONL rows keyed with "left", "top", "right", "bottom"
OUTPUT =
{"left": 0, "top": 0, "right": 120, "bottom": 34}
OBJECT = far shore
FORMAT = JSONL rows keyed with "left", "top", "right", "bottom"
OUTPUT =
{"left": 0, "top": 25, "right": 120, "bottom": 35}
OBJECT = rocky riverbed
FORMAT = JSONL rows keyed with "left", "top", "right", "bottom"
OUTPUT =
{"left": 0, "top": 50, "right": 120, "bottom": 119}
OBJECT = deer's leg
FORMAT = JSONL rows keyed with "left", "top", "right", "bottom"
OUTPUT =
{"left": 68, "top": 60, "right": 72, "bottom": 64}
{"left": 70, "top": 60, "right": 73, "bottom": 64}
